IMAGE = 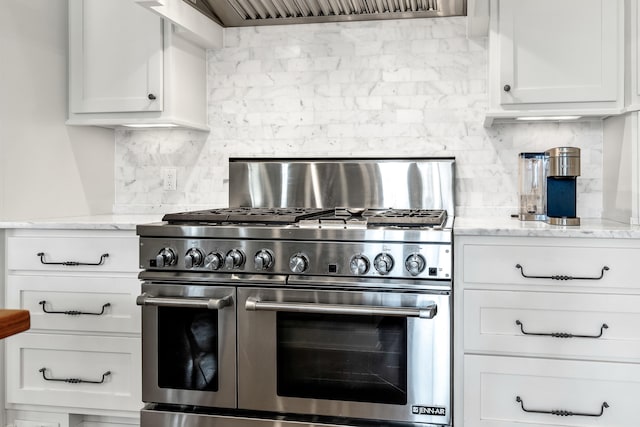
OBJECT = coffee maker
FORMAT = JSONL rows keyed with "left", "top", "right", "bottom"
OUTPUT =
{"left": 545, "top": 147, "right": 580, "bottom": 226}
{"left": 517, "top": 147, "right": 581, "bottom": 226}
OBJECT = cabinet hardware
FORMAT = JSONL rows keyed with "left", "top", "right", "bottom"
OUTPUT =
{"left": 148, "top": 93, "right": 156, "bottom": 100}
{"left": 39, "top": 367, "right": 111, "bottom": 384}
{"left": 39, "top": 300, "right": 111, "bottom": 316}
{"left": 516, "top": 396, "right": 609, "bottom": 417}
{"left": 515, "top": 320, "right": 608, "bottom": 339}
{"left": 37, "top": 252, "right": 109, "bottom": 266}
{"left": 503, "top": 84, "right": 511, "bottom": 92}
{"left": 515, "top": 264, "right": 609, "bottom": 281}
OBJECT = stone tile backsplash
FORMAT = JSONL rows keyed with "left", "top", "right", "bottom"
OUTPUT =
{"left": 114, "top": 17, "right": 603, "bottom": 218}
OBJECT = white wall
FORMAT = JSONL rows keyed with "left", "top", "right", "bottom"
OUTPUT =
{"left": 114, "top": 17, "right": 603, "bottom": 218}
{"left": 0, "top": 0, "right": 115, "bottom": 220}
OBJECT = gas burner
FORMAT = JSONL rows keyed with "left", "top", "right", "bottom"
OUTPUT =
{"left": 334, "top": 208, "right": 447, "bottom": 227}
{"left": 162, "top": 207, "right": 448, "bottom": 228}
{"left": 363, "top": 208, "right": 447, "bottom": 227}
{"left": 162, "top": 207, "right": 334, "bottom": 224}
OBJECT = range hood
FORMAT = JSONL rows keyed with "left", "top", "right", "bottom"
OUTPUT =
{"left": 185, "top": 0, "right": 466, "bottom": 27}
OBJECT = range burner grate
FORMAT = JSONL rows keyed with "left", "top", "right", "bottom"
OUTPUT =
{"left": 362, "top": 209, "right": 447, "bottom": 226}
{"left": 162, "top": 207, "right": 448, "bottom": 228}
{"left": 162, "top": 207, "right": 334, "bottom": 224}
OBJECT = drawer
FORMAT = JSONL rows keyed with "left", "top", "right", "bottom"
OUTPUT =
{"left": 5, "top": 333, "right": 142, "bottom": 412}
{"left": 7, "top": 275, "right": 140, "bottom": 334}
{"left": 7, "top": 235, "right": 139, "bottom": 273}
{"left": 463, "top": 289, "right": 640, "bottom": 362}
{"left": 462, "top": 238, "right": 639, "bottom": 290}
{"left": 464, "top": 355, "right": 640, "bottom": 427}
{"left": 77, "top": 421, "right": 138, "bottom": 427}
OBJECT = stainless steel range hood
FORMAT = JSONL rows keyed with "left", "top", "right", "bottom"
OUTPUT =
{"left": 185, "top": 0, "right": 466, "bottom": 27}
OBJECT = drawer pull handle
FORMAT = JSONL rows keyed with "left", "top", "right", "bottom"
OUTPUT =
{"left": 39, "top": 300, "right": 111, "bottom": 316}
{"left": 515, "top": 264, "right": 609, "bottom": 281}
{"left": 39, "top": 367, "right": 111, "bottom": 384}
{"left": 516, "top": 320, "right": 608, "bottom": 339}
{"left": 516, "top": 396, "right": 609, "bottom": 417}
{"left": 37, "top": 252, "right": 109, "bottom": 266}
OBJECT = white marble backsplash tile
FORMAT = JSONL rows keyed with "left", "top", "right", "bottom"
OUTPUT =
{"left": 114, "top": 17, "right": 603, "bottom": 218}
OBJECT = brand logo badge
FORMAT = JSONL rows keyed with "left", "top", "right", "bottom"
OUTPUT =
{"left": 412, "top": 405, "right": 447, "bottom": 416}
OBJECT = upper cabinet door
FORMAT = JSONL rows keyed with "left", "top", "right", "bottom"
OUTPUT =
{"left": 69, "top": 0, "right": 163, "bottom": 113}
{"left": 498, "top": 0, "right": 619, "bottom": 106}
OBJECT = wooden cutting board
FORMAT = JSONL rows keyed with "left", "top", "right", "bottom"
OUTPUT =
{"left": 0, "top": 309, "right": 30, "bottom": 339}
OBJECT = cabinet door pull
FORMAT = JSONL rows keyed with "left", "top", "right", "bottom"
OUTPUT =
{"left": 39, "top": 367, "right": 111, "bottom": 384}
{"left": 515, "top": 320, "right": 608, "bottom": 339}
{"left": 148, "top": 93, "right": 156, "bottom": 100}
{"left": 503, "top": 84, "right": 511, "bottom": 92}
{"left": 515, "top": 264, "right": 609, "bottom": 281}
{"left": 37, "top": 252, "right": 109, "bottom": 266}
{"left": 516, "top": 396, "right": 609, "bottom": 417}
{"left": 39, "top": 300, "right": 111, "bottom": 316}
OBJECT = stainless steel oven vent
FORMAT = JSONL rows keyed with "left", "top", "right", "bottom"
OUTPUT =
{"left": 184, "top": 0, "right": 465, "bottom": 27}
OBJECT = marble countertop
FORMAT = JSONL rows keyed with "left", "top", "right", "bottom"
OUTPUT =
{"left": 454, "top": 217, "right": 640, "bottom": 239}
{"left": 0, "top": 214, "right": 163, "bottom": 231}
{"left": 2, "top": 214, "right": 640, "bottom": 239}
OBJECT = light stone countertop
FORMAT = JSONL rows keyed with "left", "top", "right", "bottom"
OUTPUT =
{"left": 3, "top": 214, "right": 640, "bottom": 239}
{"left": 454, "top": 216, "right": 640, "bottom": 239}
{"left": 0, "top": 214, "right": 164, "bottom": 231}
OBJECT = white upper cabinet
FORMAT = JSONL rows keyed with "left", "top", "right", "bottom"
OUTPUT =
{"left": 626, "top": 0, "right": 640, "bottom": 111}
{"left": 67, "top": 0, "right": 209, "bottom": 130}
{"left": 69, "top": 0, "right": 163, "bottom": 114}
{"left": 486, "top": 0, "right": 624, "bottom": 126}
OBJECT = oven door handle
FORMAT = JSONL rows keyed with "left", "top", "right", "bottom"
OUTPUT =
{"left": 245, "top": 298, "right": 437, "bottom": 319}
{"left": 136, "top": 293, "right": 233, "bottom": 310}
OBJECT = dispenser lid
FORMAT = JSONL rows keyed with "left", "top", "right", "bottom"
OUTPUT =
{"left": 545, "top": 147, "right": 580, "bottom": 158}
{"left": 519, "top": 152, "right": 546, "bottom": 159}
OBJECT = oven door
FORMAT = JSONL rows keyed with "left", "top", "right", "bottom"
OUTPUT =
{"left": 137, "top": 282, "right": 236, "bottom": 408}
{"left": 237, "top": 286, "right": 451, "bottom": 425}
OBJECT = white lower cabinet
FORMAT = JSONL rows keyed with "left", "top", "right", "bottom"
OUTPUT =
{"left": 5, "top": 334, "right": 141, "bottom": 412}
{"left": 6, "top": 412, "right": 139, "bottom": 427}
{"left": 464, "top": 355, "right": 640, "bottom": 427}
{"left": 4, "top": 229, "right": 142, "bottom": 427}
{"left": 455, "top": 235, "right": 640, "bottom": 427}
{"left": 464, "top": 289, "right": 640, "bottom": 361}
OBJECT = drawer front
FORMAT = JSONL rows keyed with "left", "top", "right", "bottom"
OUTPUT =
{"left": 462, "top": 240, "right": 638, "bottom": 290}
{"left": 77, "top": 422, "right": 138, "bottom": 427}
{"left": 464, "top": 355, "right": 640, "bottom": 427}
{"left": 7, "top": 275, "right": 140, "bottom": 334}
{"left": 464, "top": 289, "right": 640, "bottom": 362}
{"left": 5, "top": 333, "right": 142, "bottom": 412}
{"left": 7, "top": 236, "right": 139, "bottom": 273}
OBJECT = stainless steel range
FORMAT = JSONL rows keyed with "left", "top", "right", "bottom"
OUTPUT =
{"left": 136, "top": 158, "right": 455, "bottom": 427}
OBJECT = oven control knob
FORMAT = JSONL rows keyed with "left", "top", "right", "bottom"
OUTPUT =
{"left": 225, "top": 249, "right": 245, "bottom": 269}
{"left": 405, "top": 253, "right": 426, "bottom": 276}
{"left": 184, "top": 248, "right": 204, "bottom": 268}
{"left": 374, "top": 253, "right": 394, "bottom": 275}
{"left": 155, "top": 248, "right": 177, "bottom": 268}
{"left": 204, "top": 252, "right": 224, "bottom": 270}
{"left": 350, "top": 255, "right": 370, "bottom": 275}
{"left": 254, "top": 249, "right": 275, "bottom": 271}
{"left": 289, "top": 253, "right": 309, "bottom": 274}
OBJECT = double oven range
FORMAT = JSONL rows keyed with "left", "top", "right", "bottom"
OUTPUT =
{"left": 136, "top": 158, "right": 455, "bottom": 427}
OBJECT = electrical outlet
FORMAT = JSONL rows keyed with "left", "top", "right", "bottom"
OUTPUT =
{"left": 162, "top": 168, "right": 177, "bottom": 191}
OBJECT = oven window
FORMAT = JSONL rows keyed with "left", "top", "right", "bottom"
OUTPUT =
{"left": 157, "top": 307, "right": 219, "bottom": 391}
{"left": 277, "top": 312, "right": 407, "bottom": 405}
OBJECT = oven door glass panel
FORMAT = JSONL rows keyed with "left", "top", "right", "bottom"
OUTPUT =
{"left": 157, "top": 306, "right": 219, "bottom": 391}
{"left": 140, "top": 284, "right": 236, "bottom": 409}
{"left": 276, "top": 312, "right": 407, "bottom": 405}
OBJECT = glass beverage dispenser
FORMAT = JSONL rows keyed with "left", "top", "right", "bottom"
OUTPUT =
{"left": 518, "top": 152, "right": 547, "bottom": 221}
